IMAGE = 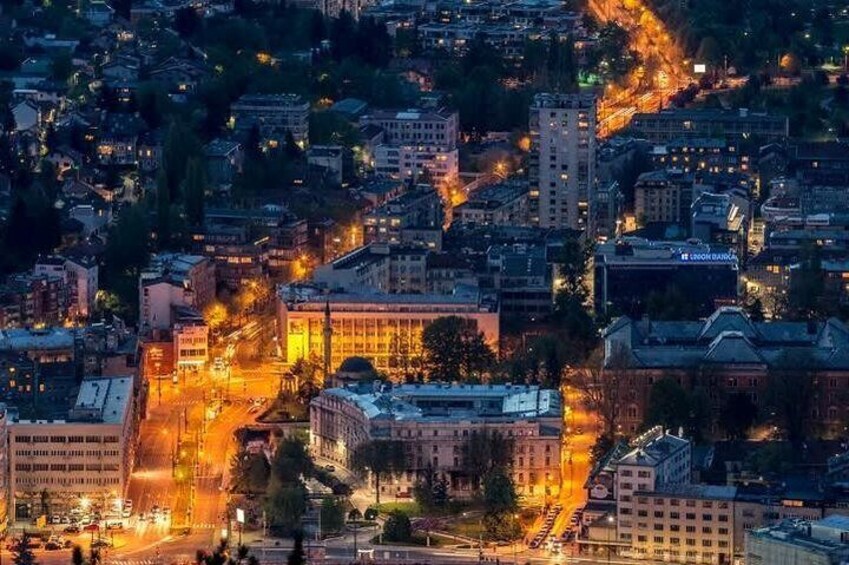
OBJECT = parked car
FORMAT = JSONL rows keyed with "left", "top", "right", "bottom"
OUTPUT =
{"left": 64, "top": 525, "right": 81, "bottom": 534}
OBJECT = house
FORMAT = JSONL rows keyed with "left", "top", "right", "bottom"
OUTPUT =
{"left": 149, "top": 57, "right": 209, "bottom": 99}
{"left": 81, "top": 1, "right": 115, "bottom": 26}
{"left": 205, "top": 139, "right": 243, "bottom": 190}
{"left": 96, "top": 113, "right": 145, "bottom": 166}
{"left": 11, "top": 101, "right": 40, "bottom": 133}
{"left": 137, "top": 129, "right": 165, "bottom": 172}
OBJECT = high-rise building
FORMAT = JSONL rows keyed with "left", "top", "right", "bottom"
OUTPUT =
{"left": 529, "top": 92, "right": 597, "bottom": 231}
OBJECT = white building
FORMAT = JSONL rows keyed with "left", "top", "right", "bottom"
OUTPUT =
{"left": 529, "top": 92, "right": 597, "bottom": 231}
{"left": 361, "top": 108, "right": 459, "bottom": 186}
{"left": 139, "top": 254, "right": 215, "bottom": 331}
{"left": 614, "top": 427, "right": 692, "bottom": 546}
{"left": 231, "top": 94, "right": 310, "bottom": 146}
{"left": 173, "top": 320, "right": 209, "bottom": 368}
{"left": 310, "top": 382, "right": 562, "bottom": 503}
{"left": 8, "top": 376, "right": 136, "bottom": 521}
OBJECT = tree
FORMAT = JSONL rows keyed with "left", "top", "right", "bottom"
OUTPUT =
{"left": 413, "top": 465, "right": 450, "bottom": 511}
{"left": 646, "top": 377, "right": 691, "bottom": 432}
{"left": 266, "top": 480, "right": 307, "bottom": 535}
{"left": 102, "top": 204, "right": 150, "bottom": 321}
{"left": 203, "top": 300, "right": 229, "bottom": 333}
{"left": 460, "top": 430, "right": 514, "bottom": 490}
{"left": 383, "top": 510, "right": 412, "bottom": 542}
{"left": 156, "top": 169, "right": 172, "bottom": 248}
{"left": 320, "top": 497, "right": 345, "bottom": 534}
{"left": 573, "top": 346, "right": 626, "bottom": 440}
{"left": 183, "top": 158, "right": 206, "bottom": 227}
{"left": 270, "top": 437, "right": 313, "bottom": 485}
{"left": 766, "top": 351, "right": 816, "bottom": 447}
{"left": 422, "top": 316, "right": 496, "bottom": 381}
{"left": 720, "top": 393, "right": 758, "bottom": 440}
{"left": 286, "top": 530, "right": 306, "bottom": 565}
{"left": 350, "top": 440, "right": 406, "bottom": 505}
{"left": 482, "top": 470, "right": 519, "bottom": 541}
{"left": 11, "top": 534, "right": 38, "bottom": 565}
{"left": 173, "top": 6, "right": 202, "bottom": 38}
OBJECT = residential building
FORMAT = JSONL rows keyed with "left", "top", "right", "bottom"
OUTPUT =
{"left": 634, "top": 169, "right": 694, "bottom": 225}
{"left": 0, "top": 403, "right": 8, "bottom": 534}
{"left": 0, "top": 327, "right": 77, "bottom": 364}
{"left": 453, "top": 180, "right": 530, "bottom": 227}
{"left": 276, "top": 285, "right": 499, "bottom": 372}
{"left": 307, "top": 145, "right": 346, "bottom": 184}
{"left": 7, "top": 376, "right": 136, "bottom": 520}
{"left": 529, "top": 92, "right": 597, "bottom": 231}
{"left": 205, "top": 139, "right": 244, "bottom": 189}
{"left": 601, "top": 307, "right": 849, "bottom": 437}
{"left": 34, "top": 254, "right": 98, "bottom": 320}
{"left": 360, "top": 108, "right": 459, "bottom": 186}
{"left": 312, "top": 244, "right": 429, "bottom": 294}
{"left": 138, "top": 254, "right": 215, "bottom": 331}
{"left": 691, "top": 192, "right": 748, "bottom": 252}
{"left": 0, "top": 272, "right": 67, "bottom": 328}
{"left": 593, "top": 237, "right": 739, "bottom": 318}
{"left": 745, "top": 517, "right": 849, "bottom": 565}
{"left": 231, "top": 94, "right": 310, "bottom": 146}
{"left": 630, "top": 108, "right": 788, "bottom": 143}
{"left": 310, "top": 382, "right": 561, "bottom": 503}
{"left": 486, "top": 243, "right": 553, "bottom": 318}
{"left": 650, "top": 138, "right": 748, "bottom": 175}
{"left": 362, "top": 184, "right": 445, "bottom": 249}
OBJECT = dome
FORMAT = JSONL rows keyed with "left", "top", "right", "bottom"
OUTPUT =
{"left": 338, "top": 356, "right": 375, "bottom": 374}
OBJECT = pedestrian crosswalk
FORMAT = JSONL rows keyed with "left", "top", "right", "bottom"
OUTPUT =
{"left": 192, "top": 523, "right": 219, "bottom": 530}
{"left": 106, "top": 559, "right": 160, "bottom": 565}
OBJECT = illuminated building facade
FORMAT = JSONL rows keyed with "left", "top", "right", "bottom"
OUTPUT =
{"left": 276, "top": 287, "right": 499, "bottom": 373}
{"left": 310, "top": 382, "right": 561, "bottom": 503}
{"left": 0, "top": 404, "right": 8, "bottom": 534}
{"left": 230, "top": 94, "right": 310, "bottom": 146}
{"left": 7, "top": 376, "right": 136, "bottom": 520}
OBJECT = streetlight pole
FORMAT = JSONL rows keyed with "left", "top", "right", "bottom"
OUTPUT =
{"left": 607, "top": 514, "right": 615, "bottom": 565}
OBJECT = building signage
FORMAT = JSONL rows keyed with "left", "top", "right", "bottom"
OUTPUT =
{"left": 679, "top": 252, "right": 736, "bottom": 263}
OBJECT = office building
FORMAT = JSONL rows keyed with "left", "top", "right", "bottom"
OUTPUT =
{"left": 310, "top": 382, "right": 561, "bottom": 503}
{"left": 529, "top": 92, "right": 597, "bottom": 230}
{"left": 139, "top": 254, "right": 215, "bottom": 331}
{"left": 593, "top": 237, "right": 738, "bottom": 318}
{"left": 629, "top": 108, "right": 789, "bottom": 143}
{"left": 8, "top": 376, "right": 136, "bottom": 520}
{"left": 745, "top": 516, "right": 849, "bottom": 565}
{"left": 601, "top": 306, "right": 849, "bottom": 437}
{"left": 230, "top": 94, "right": 310, "bottom": 146}
{"left": 276, "top": 285, "right": 499, "bottom": 372}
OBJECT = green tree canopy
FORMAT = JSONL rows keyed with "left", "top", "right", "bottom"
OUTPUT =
{"left": 422, "top": 316, "right": 496, "bottom": 381}
{"left": 383, "top": 510, "right": 412, "bottom": 542}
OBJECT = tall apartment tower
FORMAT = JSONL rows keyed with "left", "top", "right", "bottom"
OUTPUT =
{"left": 529, "top": 92, "right": 597, "bottom": 231}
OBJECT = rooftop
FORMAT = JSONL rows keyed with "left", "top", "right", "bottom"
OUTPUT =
{"left": 318, "top": 382, "right": 561, "bottom": 422}
{"left": 615, "top": 427, "right": 689, "bottom": 467}
{"left": 0, "top": 328, "right": 76, "bottom": 351}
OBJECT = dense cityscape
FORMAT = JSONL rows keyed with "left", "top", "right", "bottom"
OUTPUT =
{"left": 0, "top": 0, "right": 847, "bottom": 563}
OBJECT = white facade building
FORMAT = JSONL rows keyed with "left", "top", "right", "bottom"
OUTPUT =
{"left": 529, "top": 92, "right": 597, "bottom": 230}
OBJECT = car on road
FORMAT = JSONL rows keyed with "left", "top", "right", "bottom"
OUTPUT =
{"left": 91, "top": 540, "right": 111, "bottom": 549}
{"left": 105, "top": 521, "right": 124, "bottom": 531}
{"left": 45, "top": 541, "right": 62, "bottom": 551}
{"left": 64, "top": 525, "right": 81, "bottom": 534}
{"left": 324, "top": 465, "right": 336, "bottom": 472}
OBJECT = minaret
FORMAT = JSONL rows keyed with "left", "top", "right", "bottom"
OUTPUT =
{"left": 322, "top": 301, "right": 332, "bottom": 384}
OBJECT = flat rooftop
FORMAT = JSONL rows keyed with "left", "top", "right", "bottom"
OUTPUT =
{"left": 319, "top": 382, "right": 561, "bottom": 422}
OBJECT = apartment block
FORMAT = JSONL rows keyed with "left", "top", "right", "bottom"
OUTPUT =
{"left": 529, "top": 92, "right": 597, "bottom": 231}
{"left": 139, "top": 254, "right": 215, "bottom": 331}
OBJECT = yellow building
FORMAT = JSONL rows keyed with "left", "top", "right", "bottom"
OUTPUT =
{"left": 276, "top": 288, "right": 499, "bottom": 373}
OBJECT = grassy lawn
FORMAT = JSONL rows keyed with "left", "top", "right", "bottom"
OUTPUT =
{"left": 376, "top": 501, "right": 422, "bottom": 516}
{"left": 441, "top": 514, "right": 486, "bottom": 539}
